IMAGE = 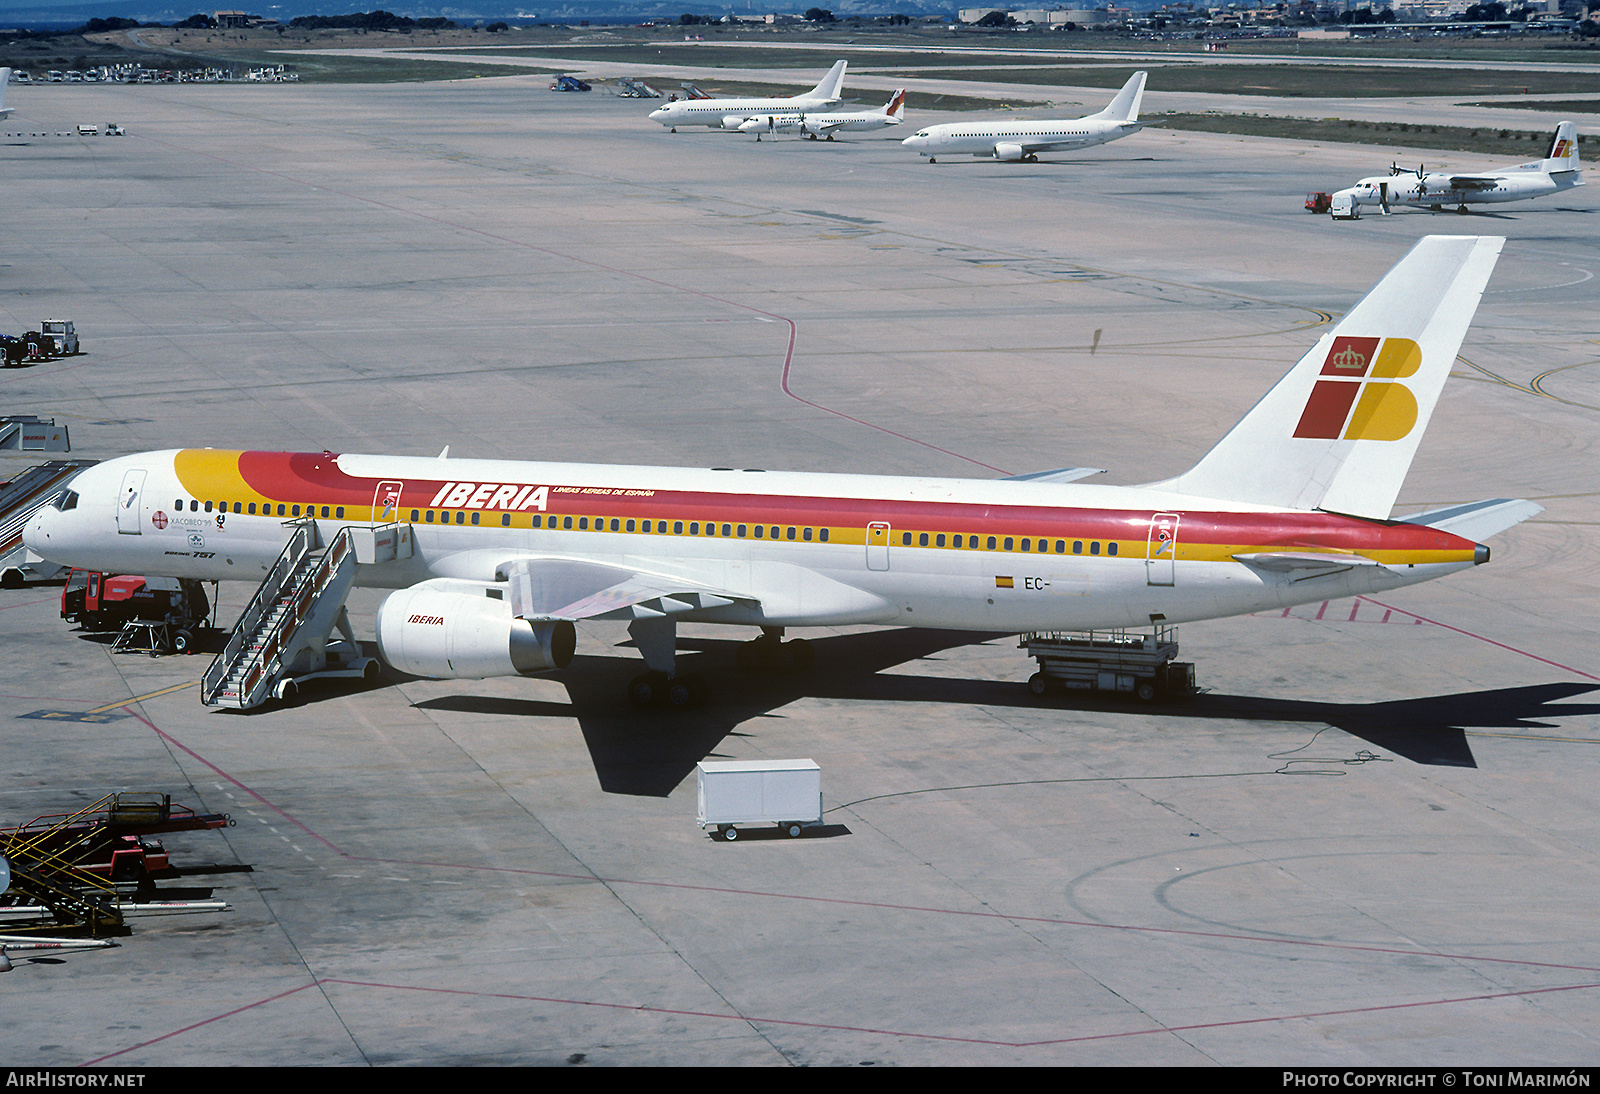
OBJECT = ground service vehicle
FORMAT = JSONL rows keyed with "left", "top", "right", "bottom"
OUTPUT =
{"left": 38, "top": 320, "right": 79, "bottom": 356}
{"left": 61, "top": 569, "right": 209, "bottom": 650}
{"left": 698, "top": 760, "right": 823, "bottom": 841}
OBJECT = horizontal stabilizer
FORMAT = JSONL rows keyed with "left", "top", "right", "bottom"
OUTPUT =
{"left": 1002, "top": 467, "right": 1106, "bottom": 484}
{"left": 1399, "top": 497, "right": 1543, "bottom": 541}
{"left": 1234, "top": 551, "right": 1384, "bottom": 573}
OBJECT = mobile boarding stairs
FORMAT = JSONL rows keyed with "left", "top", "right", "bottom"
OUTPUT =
{"left": 1, "top": 454, "right": 97, "bottom": 587}
{"left": 200, "top": 519, "right": 412, "bottom": 709}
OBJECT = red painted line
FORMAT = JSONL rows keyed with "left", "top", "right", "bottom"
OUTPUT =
{"left": 80, "top": 981, "right": 321, "bottom": 1064}
{"left": 81, "top": 974, "right": 1600, "bottom": 1060}
{"left": 1357, "top": 596, "right": 1600, "bottom": 681}
{"left": 0, "top": 596, "right": 61, "bottom": 611}
{"left": 119, "top": 708, "right": 343, "bottom": 853}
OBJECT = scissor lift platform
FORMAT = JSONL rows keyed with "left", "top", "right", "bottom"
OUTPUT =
{"left": 1021, "top": 626, "right": 1197, "bottom": 702}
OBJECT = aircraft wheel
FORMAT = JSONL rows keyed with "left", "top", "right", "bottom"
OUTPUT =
{"left": 171, "top": 628, "right": 194, "bottom": 655}
{"left": 627, "top": 673, "right": 660, "bottom": 708}
{"left": 1028, "top": 672, "right": 1050, "bottom": 697}
{"left": 786, "top": 638, "right": 814, "bottom": 672}
{"left": 826, "top": 135, "right": 834, "bottom": 142}
{"left": 928, "top": 157, "right": 936, "bottom": 164}
{"left": 665, "top": 675, "right": 697, "bottom": 710}
{"left": 1457, "top": 205, "right": 1469, "bottom": 214}
{"left": 736, "top": 643, "right": 761, "bottom": 673}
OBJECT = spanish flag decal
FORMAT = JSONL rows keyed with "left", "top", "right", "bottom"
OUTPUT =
{"left": 995, "top": 576, "right": 1014, "bottom": 588}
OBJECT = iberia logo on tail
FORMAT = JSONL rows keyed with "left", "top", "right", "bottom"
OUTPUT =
{"left": 1293, "top": 336, "right": 1422, "bottom": 441}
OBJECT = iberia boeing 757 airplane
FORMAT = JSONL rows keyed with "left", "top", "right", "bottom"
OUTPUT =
{"left": 26, "top": 236, "right": 1538, "bottom": 709}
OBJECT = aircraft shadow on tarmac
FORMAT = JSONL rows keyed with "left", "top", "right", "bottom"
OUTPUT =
{"left": 413, "top": 628, "right": 1600, "bottom": 794}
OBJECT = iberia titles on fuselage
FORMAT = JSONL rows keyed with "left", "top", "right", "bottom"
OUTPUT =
{"left": 24, "top": 236, "right": 1540, "bottom": 685}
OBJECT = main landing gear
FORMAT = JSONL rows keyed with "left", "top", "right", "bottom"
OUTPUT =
{"left": 621, "top": 622, "right": 814, "bottom": 710}
{"left": 735, "top": 628, "right": 813, "bottom": 673}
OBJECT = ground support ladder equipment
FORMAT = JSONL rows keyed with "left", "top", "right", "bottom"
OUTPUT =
{"left": 1021, "top": 625, "right": 1197, "bottom": 702}
{"left": 0, "top": 795, "right": 133, "bottom": 936}
{"left": 201, "top": 520, "right": 378, "bottom": 709}
{"left": 0, "top": 458, "right": 96, "bottom": 586}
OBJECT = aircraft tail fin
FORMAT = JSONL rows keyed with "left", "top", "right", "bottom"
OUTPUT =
{"left": 884, "top": 88, "right": 907, "bottom": 120}
{"left": 808, "top": 60, "right": 847, "bottom": 102}
{"left": 1543, "top": 121, "right": 1580, "bottom": 175}
{"left": 1089, "top": 71, "right": 1146, "bottom": 124}
{"left": 1149, "top": 235, "right": 1504, "bottom": 520}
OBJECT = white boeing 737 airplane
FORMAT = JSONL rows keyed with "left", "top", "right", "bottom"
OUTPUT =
{"left": 901, "top": 71, "right": 1145, "bottom": 163}
{"left": 648, "top": 61, "right": 847, "bottom": 133}
{"left": 1331, "top": 123, "right": 1584, "bottom": 218}
{"left": 27, "top": 237, "right": 1538, "bottom": 711}
{"left": 737, "top": 89, "right": 906, "bottom": 141}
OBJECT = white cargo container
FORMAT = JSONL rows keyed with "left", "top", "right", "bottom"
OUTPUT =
{"left": 696, "top": 759, "right": 821, "bottom": 841}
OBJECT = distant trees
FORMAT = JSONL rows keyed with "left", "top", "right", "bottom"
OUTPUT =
{"left": 804, "top": 8, "right": 835, "bottom": 21}
{"left": 288, "top": 11, "right": 458, "bottom": 32}
{"left": 975, "top": 10, "right": 1011, "bottom": 27}
{"left": 174, "top": 14, "right": 216, "bottom": 29}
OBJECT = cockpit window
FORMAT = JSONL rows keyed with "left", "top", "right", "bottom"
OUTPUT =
{"left": 54, "top": 490, "right": 79, "bottom": 511}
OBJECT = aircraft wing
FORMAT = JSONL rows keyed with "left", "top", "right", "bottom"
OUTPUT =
{"left": 1447, "top": 176, "right": 1501, "bottom": 192}
{"left": 497, "top": 556, "right": 758, "bottom": 621}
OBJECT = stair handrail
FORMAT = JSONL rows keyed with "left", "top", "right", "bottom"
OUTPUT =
{"left": 201, "top": 519, "right": 317, "bottom": 704}
{"left": 222, "top": 525, "right": 357, "bottom": 710}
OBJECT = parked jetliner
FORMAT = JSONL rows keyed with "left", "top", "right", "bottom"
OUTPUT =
{"left": 648, "top": 60, "right": 847, "bottom": 133}
{"left": 738, "top": 89, "right": 906, "bottom": 141}
{"left": 901, "top": 71, "right": 1145, "bottom": 163}
{"left": 0, "top": 69, "right": 14, "bottom": 120}
{"left": 27, "top": 237, "right": 1538, "bottom": 711}
{"left": 1331, "top": 122, "right": 1583, "bottom": 218}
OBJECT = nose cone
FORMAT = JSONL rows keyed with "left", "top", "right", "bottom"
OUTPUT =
{"left": 901, "top": 134, "right": 924, "bottom": 150}
{"left": 649, "top": 107, "right": 668, "bottom": 123}
{"left": 22, "top": 504, "right": 53, "bottom": 556}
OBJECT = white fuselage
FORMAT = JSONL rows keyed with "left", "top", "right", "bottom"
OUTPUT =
{"left": 650, "top": 94, "right": 844, "bottom": 131}
{"left": 25, "top": 449, "right": 1482, "bottom": 638}
{"left": 738, "top": 109, "right": 901, "bottom": 138}
{"left": 901, "top": 118, "right": 1140, "bottom": 161}
{"left": 1343, "top": 166, "right": 1580, "bottom": 211}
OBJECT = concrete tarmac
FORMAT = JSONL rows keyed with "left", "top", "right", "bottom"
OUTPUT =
{"left": 1, "top": 78, "right": 1598, "bottom": 1066}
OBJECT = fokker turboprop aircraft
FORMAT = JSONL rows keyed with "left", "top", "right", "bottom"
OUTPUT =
{"left": 1331, "top": 122, "right": 1583, "bottom": 218}
{"left": 738, "top": 89, "right": 906, "bottom": 141}
{"left": 648, "top": 60, "right": 847, "bottom": 133}
{"left": 900, "top": 71, "right": 1145, "bottom": 163}
{"left": 27, "top": 237, "right": 1538, "bottom": 711}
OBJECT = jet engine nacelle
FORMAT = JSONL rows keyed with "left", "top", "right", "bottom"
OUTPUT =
{"left": 993, "top": 142, "right": 1028, "bottom": 162}
{"left": 375, "top": 586, "right": 575, "bottom": 680}
{"left": 721, "top": 115, "right": 749, "bottom": 130}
